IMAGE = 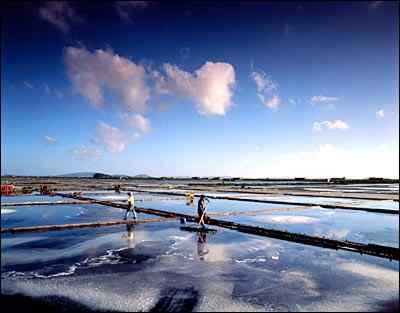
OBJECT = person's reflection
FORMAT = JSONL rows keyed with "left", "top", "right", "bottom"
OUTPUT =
{"left": 122, "top": 223, "right": 135, "bottom": 249}
{"left": 197, "top": 231, "right": 210, "bottom": 260}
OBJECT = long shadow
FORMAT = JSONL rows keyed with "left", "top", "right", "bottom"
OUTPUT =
{"left": 148, "top": 287, "right": 199, "bottom": 312}
{"left": 1, "top": 294, "right": 101, "bottom": 313}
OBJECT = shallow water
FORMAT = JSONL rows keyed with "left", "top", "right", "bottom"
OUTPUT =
{"left": 1, "top": 221, "right": 398, "bottom": 312}
{"left": 130, "top": 189, "right": 399, "bottom": 211}
{"left": 221, "top": 207, "right": 399, "bottom": 247}
{"left": 1, "top": 203, "right": 155, "bottom": 228}
{"left": 1, "top": 193, "right": 398, "bottom": 311}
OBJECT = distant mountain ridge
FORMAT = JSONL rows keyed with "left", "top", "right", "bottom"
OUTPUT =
{"left": 56, "top": 172, "right": 97, "bottom": 178}
{"left": 56, "top": 172, "right": 152, "bottom": 178}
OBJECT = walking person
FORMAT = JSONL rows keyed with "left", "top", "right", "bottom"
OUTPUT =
{"left": 197, "top": 195, "right": 210, "bottom": 228}
{"left": 124, "top": 192, "right": 137, "bottom": 220}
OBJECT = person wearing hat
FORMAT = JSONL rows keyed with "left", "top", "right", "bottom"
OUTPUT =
{"left": 124, "top": 192, "right": 137, "bottom": 220}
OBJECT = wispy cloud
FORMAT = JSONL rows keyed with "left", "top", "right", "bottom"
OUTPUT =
{"left": 369, "top": 1, "right": 385, "bottom": 9}
{"left": 65, "top": 46, "right": 149, "bottom": 112}
{"left": 153, "top": 61, "right": 236, "bottom": 116}
{"left": 43, "top": 83, "right": 64, "bottom": 99}
{"left": 376, "top": 109, "right": 385, "bottom": 119}
{"left": 44, "top": 135, "right": 57, "bottom": 144}
{"left": 114, "top": 1, "right": 148, "bottom": 23}
{"left": 250, "top": 69, "right": 281, "bottom": 109}
{"left": 313, "top": 120, "right": 349, "bottom": 131}
{"left": 23, "top": 81, "right": 34, "bottom": 89}
{"left": 310, "top": 95, "right": 340, "bottom": 106}
{"left": 39, "top": 1, "right": 82, "bottom": 33}
{"left": 71, "top": 146, "right": 102, "bottom": 160}
{"left": 259, "top": 94, "right": 281, "bottom": 109}
{"left": 284, "top": 23, "right": 294, "bottom": 36}
{"left": 288, "top": 98, "right": 300, "bottom": 105}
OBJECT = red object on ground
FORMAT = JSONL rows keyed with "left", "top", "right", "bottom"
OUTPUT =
{"left": 1, "top": 184, "right": 15, "bottom": 195}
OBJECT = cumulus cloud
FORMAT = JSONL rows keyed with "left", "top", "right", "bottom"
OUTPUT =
{"left": 65, "top": 46, "right": 149, "bottom": 112}
{"left": 310, "top": 95, "right": 340, "bottom": 105}
{"left": 153, "top": 61, "right": 236, "bottom": 116}
{"left": 23, "top": 81, "right": 34, "bottom": 89}
{"left": 250, "top": 70, "right": 281, "bottom": 109}
{"left": 122, "top": 113, "right": 151, "bottom": 134}
{"left": 39, "top": 1, "right": 82, "bottom": 33}
{"left": 71, "top": 146, "right": 102, "bottom": 160}
{"left": 44, "top": 135, "right": 57, "bottom": 144}
{"left": 93, "top": 122, "right": 128, "bottom": 153}
{"left": 313, "top": 120, "right": 349, "bottom": 131}
{"left": 376, "top": 109, "right": 385, "bottom": 119}
{"left": 114, "top": 1, "right": 148, "bottom": 23}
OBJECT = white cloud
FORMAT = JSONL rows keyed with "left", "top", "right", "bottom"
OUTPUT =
{"left": 259, "top": 94, "right": 281, "bottom": 109}
{"left": 154, "top": 61, "right": 236, "bottom": 116}
{"left": 250, "top": 70, "right": 281, "bottom": 109}
{"left": 114, "top": 1, "right": 148, "bottom": 23}
{"left": 122, "top": 113, "right": 151, "bottom": 134}
{"left": 39, "top": 1, "right": 82, "bottom": 33}
{"left": 94, "top": 122, "right": 128, "bottom": 153}
{"left": 72, "top": 146, "right": 102, "bottom": 160}
{"left": 313, "top": 120, "right": 349, "bottom": 131}
{"left": 310, "top": 95, "right": 340, "bottom": 105}
{"left": 23, "top": 81, "right": 34, "bottom": 89}
{"left": 251, "top": 70, "right": 277, "bottom": 93}
{"left": 44, "top": 135, "right": 57, "bottom": 144}
{"left": 376, "top": 109, "right": 385, "bottom": 119}
{"left": 65, "top": 46, "right": 149, "bottom": 112}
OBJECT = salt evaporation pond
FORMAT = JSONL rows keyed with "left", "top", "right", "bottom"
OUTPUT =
{"left": 1, "top": 193, "right": 398, "bottom": 311}
{"left": 1, "top": 221, "right": 398, "bottom": 312}
{"left": 126, "top": 189, "right": 399, "bottom": 211}
{"left": 1, "top": 203, "right": 156, "bottom": 229}
{"left": 221, "top": 207, "right": 399, "bottom": 247}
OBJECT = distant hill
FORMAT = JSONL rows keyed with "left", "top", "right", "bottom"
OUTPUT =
{"left": 56, "top": 172, "right": 97, "bottom": 178}
{"left": 55, "top": 172, "right": 153, "bottom": 179}
{"left": 133, "top": 174, "right": 152, "bottom": 178}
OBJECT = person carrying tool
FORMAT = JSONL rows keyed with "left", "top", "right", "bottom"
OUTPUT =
{"left": 124, "top": 192, "right": 137, "bottom": 220}
{"left": 197, "top": 195, "right": 210, "bottom": 228}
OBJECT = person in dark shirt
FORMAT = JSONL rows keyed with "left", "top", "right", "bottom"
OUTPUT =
{"left": 197, "top": 195, "right": 210, "bottom": 228}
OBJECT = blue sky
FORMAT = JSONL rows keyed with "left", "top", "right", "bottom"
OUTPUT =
{"left": 1, "top": 1, "right": 399, "bottom": 178}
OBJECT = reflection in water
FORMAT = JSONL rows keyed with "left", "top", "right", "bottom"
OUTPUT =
{"left": 122, "top": 224, "right": 136, "bottom": 249}
{"left": 197, "top": 231, "right": 209, "bottom": 260}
